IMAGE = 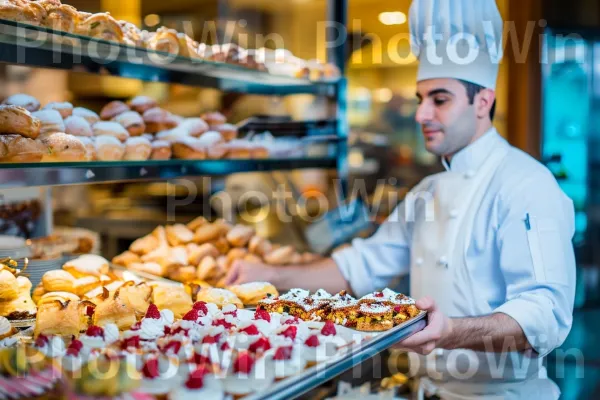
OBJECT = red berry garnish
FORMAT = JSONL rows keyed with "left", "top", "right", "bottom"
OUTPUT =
{"left": 212, "top": 319, "right": 234, "bottom": 330}
{"left": 130, "top": 321, "right": 142, "bottom": 331}
{"left": 35, "top": 334, "right": 49, "bottom": 347}
{"left": 201, "top": 334, "right": 219, "bottom": 345}
{"left": 279, "top": 325, "right": 297, "bottom": 340}
{"left": 183, "top": 309, "right": 199, "bottom": 321}
{"left": 121, "top": 336, "right": 141, "bottom": 350}
{"left": 220, "top": 342, "right": 231, "bottom": 351}
{"left": 254, "top": 309, "right": 271, "bottom": 322}
{"left": 304, "top": 335, "right": 320, "bottom": 348}
{"left": 248, "top": 337, "right": 271, "bottom": 353}
{"left": 283, "top": 316, "right": 300, "bottom": 325}
{"left": 85, "top": 306, "right": 94, "bottom": 317}
{"left": 321, "top": 320, "right": 336, "bottom": 336}
{"left": 240, "top": 325, "right": 259, "bottom": 335}
{"left": 85, "top": 326, "right": 104, "bottom": 338}
{"left": 233, "top": 352, "right": 255, "bottom": 374}
{"left": 185, "top": 367, "right": 206, "bottom": 390}
{"left": 162, "top": 340, "right": 181, "bottom": 354}
{"left": 163, "top": 326, "right": 171, "bottom": 335}
{"left": 192, "top": 301, "right": 208, "bottom": 316}
{"left": 67, "top": 339, "right": 83, "bottom": 353}
{"left": 193, "top": 353, "right": 211, "bottom": 365}
{"left": 142, "top": 358, "right": 160, "bottom": 379}
{"left": 273, "top": 346, "right": 293, "bottom": 360}
{"left": 172, "top": 326, "right": 189, "bottom": 336}
{"left": 374, "top": 292, "right": 384, "bottom": 298}
{"left": 393, "top": 306, "right": 402, "bottom": 313}
{"left": 224, "top": 309, "right": 238, "bottom": 318}
{"left": 145, "top": 304, "right": 161, "bottom": 320}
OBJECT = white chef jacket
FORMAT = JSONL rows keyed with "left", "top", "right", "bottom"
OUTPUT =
{"left": 333, "top": 128, "right": 576, "bottom": 357}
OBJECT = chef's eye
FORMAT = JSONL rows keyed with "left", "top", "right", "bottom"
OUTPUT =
{"left": 433, "top": 97, "right": 449, "bottom": 106}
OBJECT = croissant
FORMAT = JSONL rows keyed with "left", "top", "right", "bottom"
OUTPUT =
{"left": 42, "top": 269, "right": 75, "bottom": 293}
{"left": 42, "top": 4, "right": 79, "bottom": 33}
{"left": 75, "top": 13, "right": 124, "bottom": 43}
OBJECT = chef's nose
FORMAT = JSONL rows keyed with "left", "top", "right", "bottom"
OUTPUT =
{"left": 415, "top": 101, "right": 434, "bottom": 125}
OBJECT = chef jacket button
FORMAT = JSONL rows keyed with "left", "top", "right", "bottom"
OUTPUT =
{"left": 449, "top": 209, "right": 459, "bottom": 219}
{"left": 464, "top": 170, "right": 476, "bottom": 179}
{"left": 438, "top": 256, "right": 448, "bottom": 266}
{"left": 415, "top": 257, "right": 424, "bottom": 266}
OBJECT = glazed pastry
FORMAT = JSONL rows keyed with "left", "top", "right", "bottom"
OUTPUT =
{"left": 196, "top": 287, "right": 243, "bottom": 309}
{"left": 72, "top": 107, "right": 100, "bottom": 125}
{"left": 226, "top": 225, "right": 255, "bottom": 247}
{"left": 213, "top": 123, "right": 238, "bottom": 142}
{"left": 37, "top": 132, "right": 87, "bottom": 162}
{"left": 42, "top": 4, "right": 79, "bottom": 33}
{"left": 112, "top": 251, "right": 141, "bottom": 267}
{"left": 93, "top": 289, "right": 137, "bottom": 330}
{"left": 0, "top": 316, "right": 16, "bottom": 340}
{"left": 0, "top": 276, "right": 37, "bottom": 320}
{"left": 94, "top": 135, "right": 125, "bottom": 161}
{"left": 128, "top": 95, "right": 157, "bottom": 114}
{"left": 127, "top": 262, "right": 167, "bottom": 277}
{"left": 123, "top": 136, "right": 152, "bottom": 161}
{"left": 64, "top": 115, "right": 93, "bottom": 137}
{"left": 164, "top": 224, "right": 194, "bottom": 246}
{"left": 113, "top": 111, "right": 145, "bottom": 137}
{"left": 264, "top": 246, "right": 295, "bottom": 265}
{"left": 172, "top": 136, "right": 206, "bottom": 159}
{"left": 34, "top": 299, "right": 89, "bottom": 338}
{"left": 42, "top": 270, "right": 75, "bottom": 293}
{"left": 43, "top": 101, "right": 73, "bottom": 118}
{"left": 143, "top": 107, "right": 178, "bottom": 133}
{"left": 130, "top": 233, "right": 159, "bottom": 255}
{"left": 0, "top": 134, "right": 46, "bottom": 162}
{"left": 63, "top": 254, "right": 110, "bottom": 278}
{"left": 119, "top": 20, "right": 145, "bottom": 47}
{"left": 37, "top": 291, "right": 80, "bottom": 306}
{"left": 186, "top": 216, "right": 207, "bottom": 231}
{"left": 100, "top": 101, "right": 130, "bottom": 121}
{"left": 155, "top": 127, "right": 189, "bottom": 143}
{"left": 32, "top": 283, "right": 46, "bottom": 304}
{"left": 115, "top": 282, "right": 152, "bottom": 318}
{"left": 0, "top": 0, "right": 46, "bottom": 26}
{"left": 0, "top": 105, "right": 41, "bottom": 138}
{"left": 75, "top": 13, "right": 124, "bottom": 43}
{"left": 150, "top": 140, "right": 172, "bottom": 160}
{"left": 2, "top": 94, "right": 40, "bottom": 112}
{"left": 93, "top": 121, "right": 129, "bottom": 142}
{"left": 0, "top": 269, "right": 18, "bottom": 301}
{"left": 151, "top": 285, "right": 192, "bottom": 319}
{"left": 192, "top": 222, "right": 227, "bottom": 244}
{"left": 248, "top": 236, "right": 273, "bottom": 257}
{"left": 168, "top": 265, "right": 197, "bottom": 283}
{"left": 32, "top": 109, "right": 65, "bottom": 135}
{"left": 200, "top": 111, "right": 226, "bottom": 128}
{"left": 73, "top": 276, "right": 101, "bottom": 297}
{"left": 229, "top": 282, "right": 278, "bottom": 309}
{"left": 187, "top": 243, "right": 219, "bottom": 265}
{"left": 179, "top": 117, "right": 209, "bottom": 137}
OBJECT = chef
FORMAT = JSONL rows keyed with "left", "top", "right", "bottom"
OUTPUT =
{"left": 224, "top": 0, "right": 576, "bottom": 398}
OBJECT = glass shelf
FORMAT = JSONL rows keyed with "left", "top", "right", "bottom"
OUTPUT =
{"left": 0, "top": 157, "right": 338, "bottom": 189}
{"left": 0, "top": 19, "right": 339, "bottom": 96}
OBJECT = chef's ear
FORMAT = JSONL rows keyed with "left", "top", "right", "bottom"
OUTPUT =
{"left": 475, "top": 89, "right": 496, "bottom": 120}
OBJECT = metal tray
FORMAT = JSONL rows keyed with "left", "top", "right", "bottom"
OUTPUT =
{"left": 246, "top": 311, "right": 427, "bottom": 400}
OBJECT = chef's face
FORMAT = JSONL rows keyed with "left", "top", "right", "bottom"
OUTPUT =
{"left": 415, "top": 79, "right": 477, "bottom": 157}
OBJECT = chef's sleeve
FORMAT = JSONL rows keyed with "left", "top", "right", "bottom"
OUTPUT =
{"left": 332, "top": 199, "right": 413, "bottom": 298}
{"left": 493, "top": 169, "right": 576, "bottom": 357}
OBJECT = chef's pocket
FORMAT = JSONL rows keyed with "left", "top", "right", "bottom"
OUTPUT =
{"left": 526, "top": 216, "right": 568, "bottom": 284}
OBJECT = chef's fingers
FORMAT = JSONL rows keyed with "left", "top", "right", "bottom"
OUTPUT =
{"left": 397, "top": 309, "right": 444, "bottom": 347}
{"left": 223, "top": 260, "right": 242, "bottom": 285}
{"left": 416, "top": 296, "right": 436, "bottom": 311}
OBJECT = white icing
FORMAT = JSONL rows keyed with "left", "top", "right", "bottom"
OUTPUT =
{"left": 280, "top": 288, "right": 310, "bottom": 301}
{"left": 169, "top": 374, "right": 224, "bottom": 400}
{"left": 140, "top": 318, "right": 166, "bottom": 340}
{"left": 39, "top": 336, "right": 66, "bottom": 358}
{"left": 161, "top": 310, "right": 175, "bottom": 326}
{"left": 358, "top": 303, "right": 391, "bottom": 315}
{"left": 103, "top": 323, "right": 120, "bottom": 344}
{"left": 221, "top": 304, "right": 237, "bottom": 314}
{"left": 0, "top": 336, "right": 18, "bottom": 348}
{"left": 312, "top": 289, "right": 332, "bottom": 300}
{"left": 206, "top": 303, "right": 220, "bottom": 317}
{"left": 0, "top": 317, "right": 12, "bottom": 336}
{"left": 264, "top": 345, "right": 307, "bottom": 378}
{"left": 61, "top": 354, "right": 83, "bottom": 372}
{"left": 79, "top": 334, "right": 105, "bottom": 349}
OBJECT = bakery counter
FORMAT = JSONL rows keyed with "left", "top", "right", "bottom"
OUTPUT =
{"left": 0, "top": 156, "right": 338, "bottom": 189}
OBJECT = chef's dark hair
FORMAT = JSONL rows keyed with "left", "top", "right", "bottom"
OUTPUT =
{"left": 459, "top": 80, "right": 496, "bottom": 121}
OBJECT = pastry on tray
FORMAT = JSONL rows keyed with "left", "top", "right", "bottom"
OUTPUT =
{"left": 2, "top": 94, "right": 40, "bottom": 112}
{"left": 228, "top": 282, "right": 278, "bottom": 306}
{"left": 195, "top": 287, "right": 243, "bottom": 309}
{"left": 0, "top": 105, "right": 42, "bottom": 139}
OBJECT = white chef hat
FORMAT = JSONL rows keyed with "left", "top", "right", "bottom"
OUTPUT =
{"left": 409, "top": 0, "right": 504, "bottom": 90}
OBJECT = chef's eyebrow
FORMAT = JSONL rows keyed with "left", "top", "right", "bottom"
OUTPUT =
{"left": 416, "top": 88, "right": 455, "bottom": 100}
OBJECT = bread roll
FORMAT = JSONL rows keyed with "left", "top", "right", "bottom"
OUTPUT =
{"left": 196, "top": 256, "right": 224, "bottom": 284}
{"left": 155, "top": 127, "right": 189, "bottom": 143}
{"left": 143, "top": 107, "right": 178, "bottom": 133}
{"left": 248, "top": 236, "right": 272, "bottom": 256}
{"left": 264, "top": 245, "right": 295, "bottom": 265}
{"left": 113, "top": 111, "right": 145, "bottom": 137}
{"left": 172, "top": 136, "right": 206, "bottom": 160}
{"left": 243, "top": 254, "right": 263, "bottom": 264}
{"left": 187, "top": 243, "right": 220, "bottom": 265}
{"left": 77, "top": 136, "right": 96, "bottom": 161}
{"left": 210, "top": 236, "right": 230, "bottom": 255}
{"left": 0, "top": 105, "right": 41, "bottom": 139}
{"left": 130, "top": 234, "right": 159, "bottom": 255}
{"left": 119, "top": 20, "right": 145, "bottom": 47}
{"left": 72, "top": 107, "right": 100, "bottom": 125}
{"left": 213, "top": 123, "right": 238, "bottom": 142}
{"left": 0, "top": 134, "right": 46, "bottom": 162}
{"left": 225, "top": 225, "right": 255, "bottom": 247}
{"left": 226, "top": 248, "right": 247, "bottom": 267}
{"left": 128, "top": 262, "right": 166, "bottom": 277}
{"left": 42, "top": 4, "right": 79, "bottom": 33}
{"left": 186, "top": 216, "right": 207, "bottom": 231}
{"left": 150, "top": 140, "right": 171, "bottom": 160}
{"left": 95, "top": 135, "right": 125, "bottom": 161}
{"left": 192, "top": 223, "right": 226, "bottom": 244}
{"left": 0, "top": 2, "right": 46, "bottom": 26}
{"left": 165, "top": 224, "right": 194, "bottom": 246}
{"left": 100, "top": 100, "right": 130, "bottom": 120}
{"left": 37, "top": 132, "right": 86, "bottom": 162}
{"left": 201, "top": 111, "right": 226, "bottom": 127}
{"left": 76, "top": 13, "right": 124, "bottom": 43}
{"left": 2, "top": 94, "right": 40, "bottom": 112}
{"left": 112, "top": 251, "right": 141, "bottom": 267}
{"left": 128, "top": 96, "right": 157, "bottom": 114}
{"left": 64, "top": 115, "right": 93, "bottom": 137}
{"left": 123, "top": 136, "right": 152, "bottom": 161}
{"left": 43, "top": 101, "right": 73, "bottom": 118}
{"left": 93, "top": 121, "right": 129, "bottom": 142}
{"left": 179, "top": 118, "right": 209, "bottom": 137}
{"left": 42, "top": 269, "right": 75, "bottom": 292}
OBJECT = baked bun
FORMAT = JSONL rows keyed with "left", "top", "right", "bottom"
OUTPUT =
{"left": 0, "top": 270, "right": 18, "bottom": 301}
{"left": 72, "top": 107, "right": 100, "bottom": 125}
{"left": 123, "top": 136, "right": 151, "bottom": 161}
{"left": 224, "top": 142, "right": 251, "bottom": 159}
{"left": 2, "top": 94, "right": 40, "bottom": 112}
{"left": 243, "top": 254, "right": 263, "bottom": 264}
{"left": 112, "top": 251, "right": 141, "bottom": 267}
{"left": 100, "top": 101, "right": 130, "bottom": 121}
{"left": 226, "top": 225, "right": 255, "bottom": 247}
{"left": 32, "top": 283, "right": 46, "bottom": 304}
{"left": 38, "top": 291, "right": 80, "bottom": 306}
{"left": 0, "top": 1, "right": 46, "bottom": 26}
{"left": 92, "top": 121, "right": 129, "bottom": 142}
{"left": 168, "top": 265, "right": 197, "bottom": 283}
{"left": 119, "top": 20, "right": 145, "bottom": 47}
{"left": 42, "top": 4, "right": 79, "bottom": 33}
{"left": 34, "top": 299, "right": 88, "bottom": 338}
{"left": 95, "top": 135, "right": 125, "bottom": 161}
{"left": 179, "top": 118, "right": 209, "bottom": 137}
{"left": 201, "top": 111, "right": 227, "bottom": 127}
{"left": 63, "top": 255, "right": 110, "bottom": 278}
{"left": 172, "top": 136, "right": 206, "bottom": 160}
{"left": 76, "top": 13, "right": 124, "bottom": 43}
{"left": 196, "top": 287, "right": 243, "bottom": 309}
{"left": 213, "top": 123, "right": 238, "bottom": 142}
{"left": 42, "top": 270, "right": 75, "bottom": 292}
{"left": 128, "top": 96, "right": 157, "bottom": 114}
{"left": 143, "top": 107, "right": 179, "bottom": 133}
{"left": 116, "top": 282, "right": 153, "bottom": 318}
{"left": 187, "top": 216, "right": 207, "bottom": 231}
{"left": 78, "top": 137, "right": 96, "bottom": 160}
{"left": 73, "top": 276, "right": 102, "bottom": 297}
{"left": 64, "top": 115, "right": 93, "bottom": 137}
{"left": 151, "top": 285, "right": 192, "bottom": 319}
{"left": 192, "top": 223, "right": 227, "bottom": 244}
{"left": 113, "top": 111, "right": 145, "bottom": 137}
{"left": 37, "top": 132, "right": 86, "bottom": 162}
{"left": 228, "top": 282, "right": 278, "bottom": 306}
{"left": 166, "top": 224, "right": 194, "bottom": 246}
{"left": 264, "top": 245, "right": 295, "bottom": 265}
{"left": 0, "top": 105, "right": 41, "bottom": 138}
{"left": 0, "top": 134, "right": 46, "bottom": 162}
{"left": 150, "top": 140, "right": 172, "bottom": 160}
{"left": 127, "top": 262, "right": 166, "bottom": 277}
{"left": 32, "top": 109, "right": 64, "bottom": 135}
{"left": 155, "top": 127, "right": 189, "bottom": 143}
{"left": 196, "top": 256, "right": 224, "bottom": 285}
{"left": 187, "top": 243, "right": 220, "bottom": 265}
{"left": 248, "top": 236, "right": 273, "bottom": 256}
{"left": 130, "top": 233, "right": 159, "bottom": 255}
{"left": 93, "top": 292, "right": 136, "bottom": 330}
{"left": 43, "top": 101, "right": 73, "bottom": 118}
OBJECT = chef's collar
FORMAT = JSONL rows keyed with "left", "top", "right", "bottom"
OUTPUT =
{"left": 441, "top": 127, "right": 506, "bottom": 173}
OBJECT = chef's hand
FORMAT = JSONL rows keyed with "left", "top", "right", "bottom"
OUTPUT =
{"left": 223, "top": 259, "right": 278, "bottom": 286}
{"left": 394, "top": 296, "right": 453, "bottom": 355}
